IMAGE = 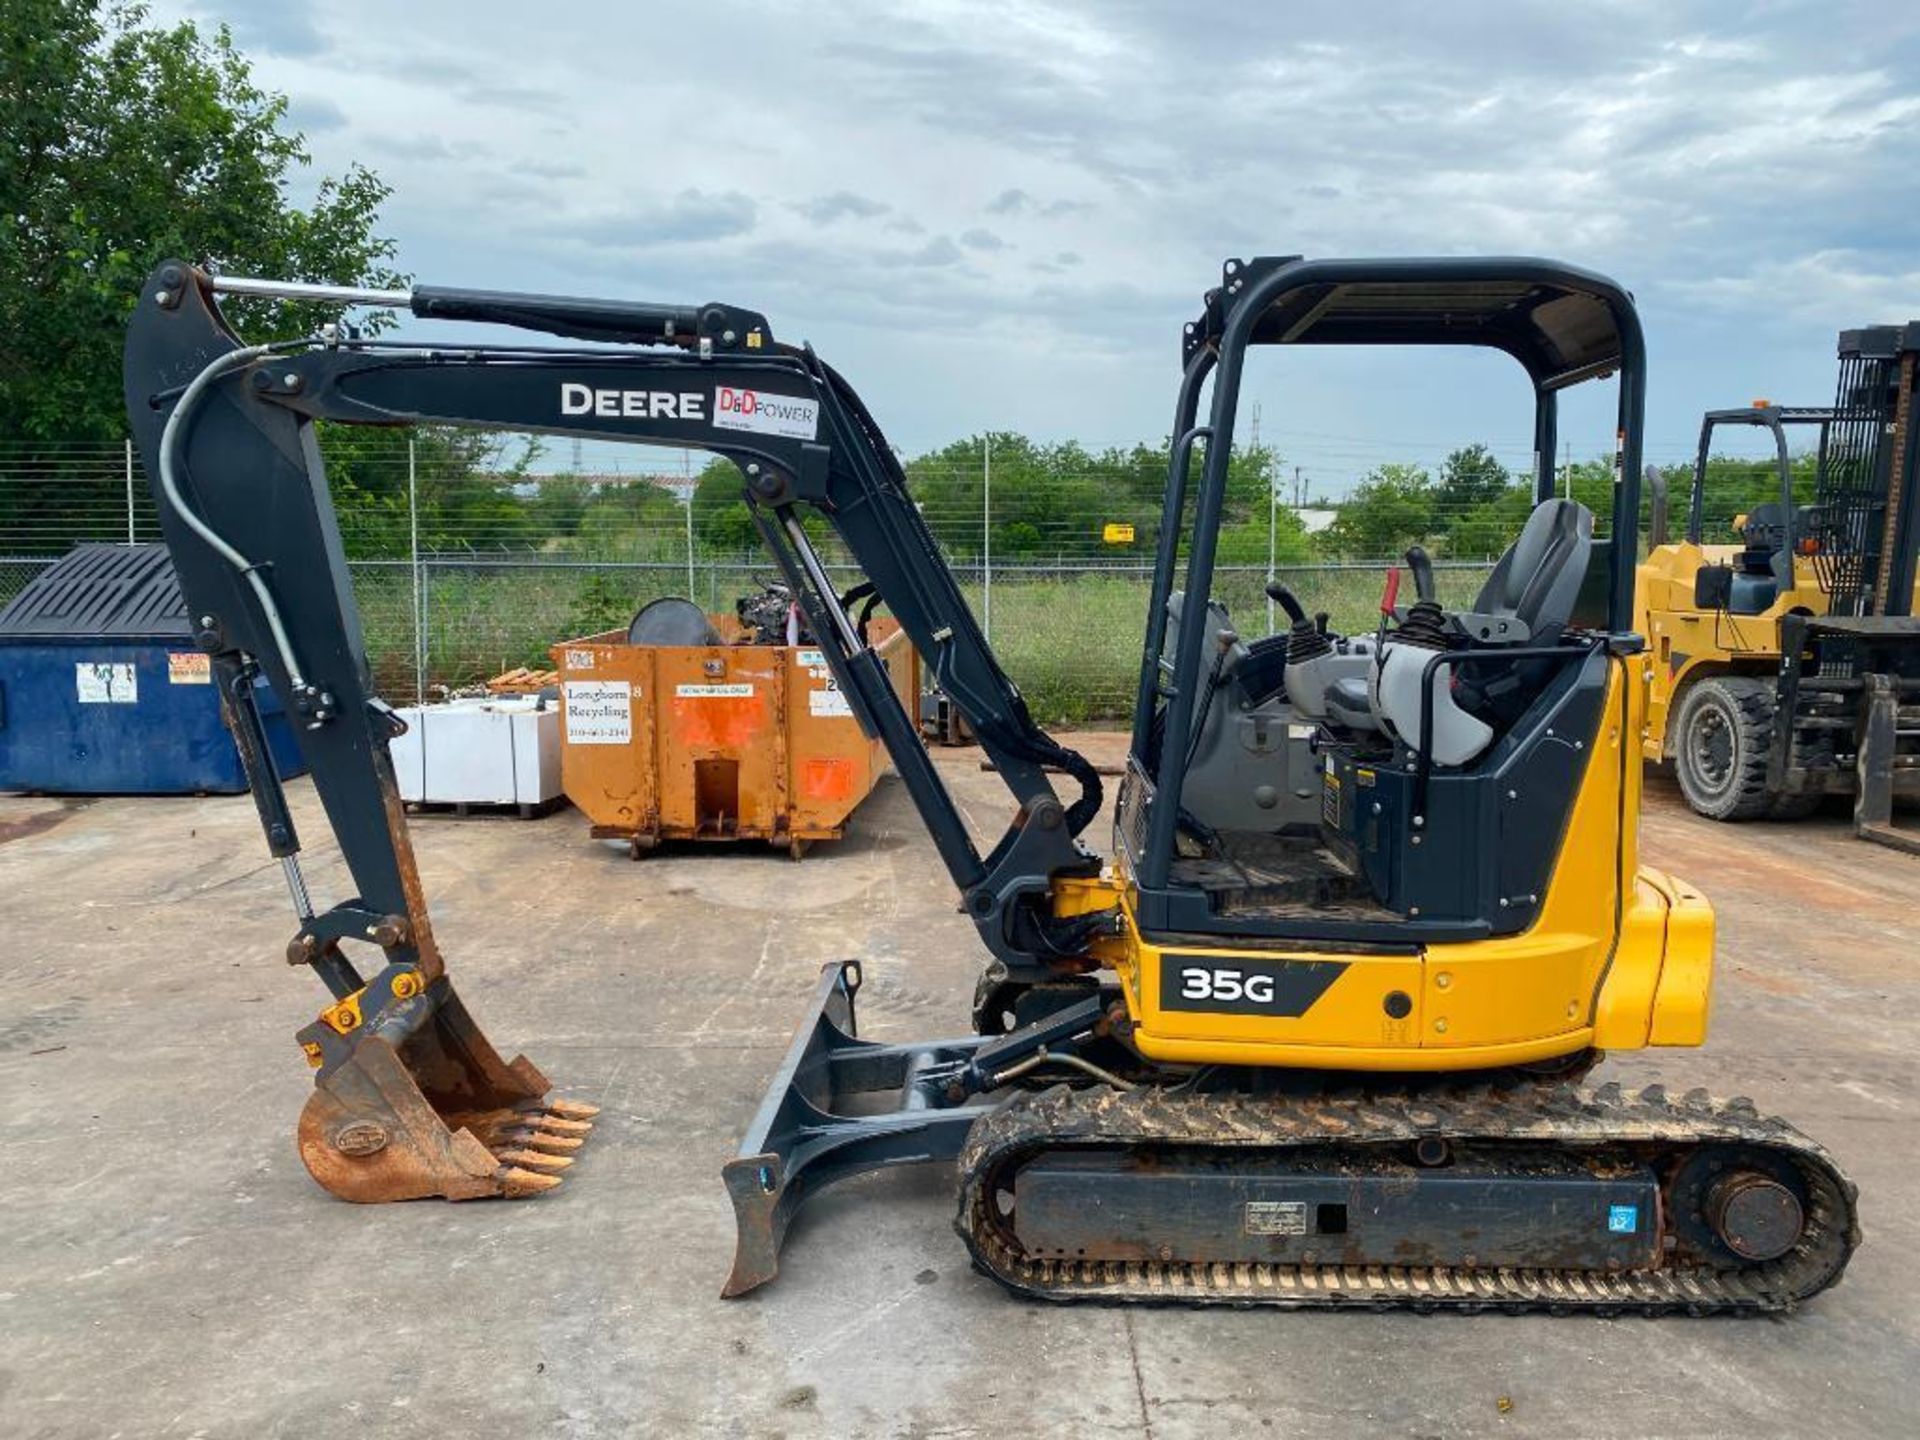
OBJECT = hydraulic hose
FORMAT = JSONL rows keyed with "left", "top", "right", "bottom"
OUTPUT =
{"left": 157, "top": 341, "right": 317, "bottom": 699}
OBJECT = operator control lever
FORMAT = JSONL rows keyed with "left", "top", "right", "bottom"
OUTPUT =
{"left": 1270, "top": 582, "right": 1331, "bottom": 663}
{"left": 1404, "top": 544, "right": 1439, "bottom": 604}
{"left": 1395, "top": 546, "right": 1449, "bottom": 651}
{"left": 1264, "top": 581, "right": 1308, "bottom": 626}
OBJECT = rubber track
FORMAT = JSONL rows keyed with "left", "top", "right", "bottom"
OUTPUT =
{"left": 955, "top": 1080, "right": 1859, "bottom": 1314}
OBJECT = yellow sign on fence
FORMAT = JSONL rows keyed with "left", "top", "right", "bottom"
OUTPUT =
{"left": 1102, "top": 522, "right": 1136, "bottom": 544}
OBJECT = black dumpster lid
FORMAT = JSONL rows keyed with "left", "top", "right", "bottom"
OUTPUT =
{"left": 0, "top": 543, "right": 192, "bottom": 638}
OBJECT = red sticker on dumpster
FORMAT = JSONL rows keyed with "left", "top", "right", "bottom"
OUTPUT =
{"left": 800, "top": 757, "right": 854, "bottom": 801}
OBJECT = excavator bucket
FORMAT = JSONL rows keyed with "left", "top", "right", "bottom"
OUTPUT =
{"left": 295, "top": 978, "right": 599, "bottom": 1203}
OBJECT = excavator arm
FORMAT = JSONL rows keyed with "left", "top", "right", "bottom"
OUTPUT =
{"left": 122, "top": 261, "right": 1106, "bottom": 1202}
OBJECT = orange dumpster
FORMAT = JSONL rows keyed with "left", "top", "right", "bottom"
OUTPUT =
{"left": 550, "top": 615, "right": 918, "bottom": 858}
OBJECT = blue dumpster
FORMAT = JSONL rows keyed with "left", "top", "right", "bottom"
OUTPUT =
{"left": 0, "top": 544, "right": 307, "bottom": 794}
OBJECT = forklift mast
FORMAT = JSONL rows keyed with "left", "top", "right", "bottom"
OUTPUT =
{"left": 1815, "top": 322, "right": 1920, "bottom": 618}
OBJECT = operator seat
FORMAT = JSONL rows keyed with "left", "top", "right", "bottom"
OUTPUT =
{"left": 1324, "top": 498, "right": 1594, "bottom": 744}
{"left": 1472, "top": 497, "right": 1593, "bottom": 644}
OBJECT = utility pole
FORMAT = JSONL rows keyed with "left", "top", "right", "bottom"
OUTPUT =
{"left": 1251, "top": 406, "right": 1278, "bottom": 635}
{"left": 408, "top": 435, "right": 423, "bottom": 704}
{"left": 684, "top": 451, "right": 696, "bottom": 600}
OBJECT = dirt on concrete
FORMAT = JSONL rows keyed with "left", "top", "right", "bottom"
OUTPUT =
{"left": 0, "top": 740, "right": 1914, "bottom": 1438}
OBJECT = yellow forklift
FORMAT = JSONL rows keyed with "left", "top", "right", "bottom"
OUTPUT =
{"left": 1637, "top": 322, "right": 1920, "bottom": 849}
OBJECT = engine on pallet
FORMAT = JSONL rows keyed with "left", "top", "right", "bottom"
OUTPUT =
{"left": 733, "top": 582, "right": 809, "bottom": 647}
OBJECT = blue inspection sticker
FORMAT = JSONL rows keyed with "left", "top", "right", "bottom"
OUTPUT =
{"left": 1608, "top": 1204, "right": 1640, "bottom": 1234}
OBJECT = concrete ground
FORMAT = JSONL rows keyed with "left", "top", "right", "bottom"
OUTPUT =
{"left": 2, "top": 734, "right": 1915, "bottom": 1439}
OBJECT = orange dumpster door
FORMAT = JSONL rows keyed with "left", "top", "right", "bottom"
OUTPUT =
{"left": 655, "top": 646, "right": 786, "bottom": 838}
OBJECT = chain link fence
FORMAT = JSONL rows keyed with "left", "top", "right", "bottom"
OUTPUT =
{"left": 4, "top": 430, "right": 1763, "bottom": 725}
{"left": 322, "top": 554, "right": 1498, "bottom": 723}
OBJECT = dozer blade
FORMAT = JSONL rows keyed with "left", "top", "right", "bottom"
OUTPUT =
{"left": 722, "top": 962, "right": 994, "bottom": 1297}
{"left": 296, "top": 979, "right": 599, "bottom": 1203}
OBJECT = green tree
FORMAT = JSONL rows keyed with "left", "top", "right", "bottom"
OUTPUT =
{"left": 1684, "top": 452, "right": 1820, "bottom": 543}
{"left": 522, "top": 473, "right": 593, "bottom": 541}
{"left": 1560, "top": 458, "right": 1619, "bottom": 528}
{"left": 1434, "top": 444, "right": 1511, "bottom": 530}
{"left": 1449, "top": 485, "right": 1534, "bottom": 560}
{"left": 1319, "top": 463, "right": 1436, "bottom": 559}
{"left": 901, "top": 432, "right": 1280, "bottom": 562}
{"left": 1, "top": 0, "right": 400, "bottom": 535}
{"left": 692, "top": 456, "right": 758, "bottom": 552}
{"left": 318, "top": 426, "right": 540, "bottom": 556}
{"left": 1215, "top": 503, "right": 1313, "bottom": 565}
{"left": 572, "top": 478, "right": 692, "bottom": 560}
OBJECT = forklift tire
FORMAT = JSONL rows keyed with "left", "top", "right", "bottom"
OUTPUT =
{"left": 1673, "top": 676, "right": 1778, "bottom": 821}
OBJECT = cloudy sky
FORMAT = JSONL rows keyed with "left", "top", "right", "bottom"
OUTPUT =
{"left": 162, "top": 1, "right": 1918, "bottom": 491}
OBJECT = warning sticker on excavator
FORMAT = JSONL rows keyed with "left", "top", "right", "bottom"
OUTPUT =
{"left": 1244, "top": 1200, "right": 1308, "bottom": 1236}
{"left": 713, "top": 386, "right": 820, "bottom": 440}
{"left": 563, "top": 680, "right": 631, "bottom": 743}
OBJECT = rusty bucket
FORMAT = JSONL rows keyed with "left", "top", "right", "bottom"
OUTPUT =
{"left": 291, "top": 959, "right": 598, "bottom": 1203}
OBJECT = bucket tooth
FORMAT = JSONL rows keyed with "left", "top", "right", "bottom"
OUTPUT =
{"left": 536, "top": 1115, "right": 594, "bottom": 1136}
{"left": 500, "top": 1167, "right": 565, "bottom": 1197}
{"left": 520, "top": 1132, "right": 585, "bottom": 1154}
{"left": 547, "top": 1099, "right": 601, "bottom": 1120}
{"left": 498, "top": 1147, "right": 574, "bottom": 1172}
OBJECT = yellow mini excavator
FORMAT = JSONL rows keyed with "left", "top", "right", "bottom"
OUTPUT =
{"left": 1637, "top": 323, "right": 1920, "bottom": 849}
{"left": 126, "top": 254, "right": 1859, "bottom": 1314}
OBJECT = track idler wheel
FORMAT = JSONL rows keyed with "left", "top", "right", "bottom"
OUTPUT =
{"left": 1704, "top": 1171, "right": 1805, "bottom": 1262}
{"left": 296, "top": 981, "right": 598, "bottom": 1203}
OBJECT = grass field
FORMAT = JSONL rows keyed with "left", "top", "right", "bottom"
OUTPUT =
{"left": 353, "top": 560, "right": 1496, "bottom": 725}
